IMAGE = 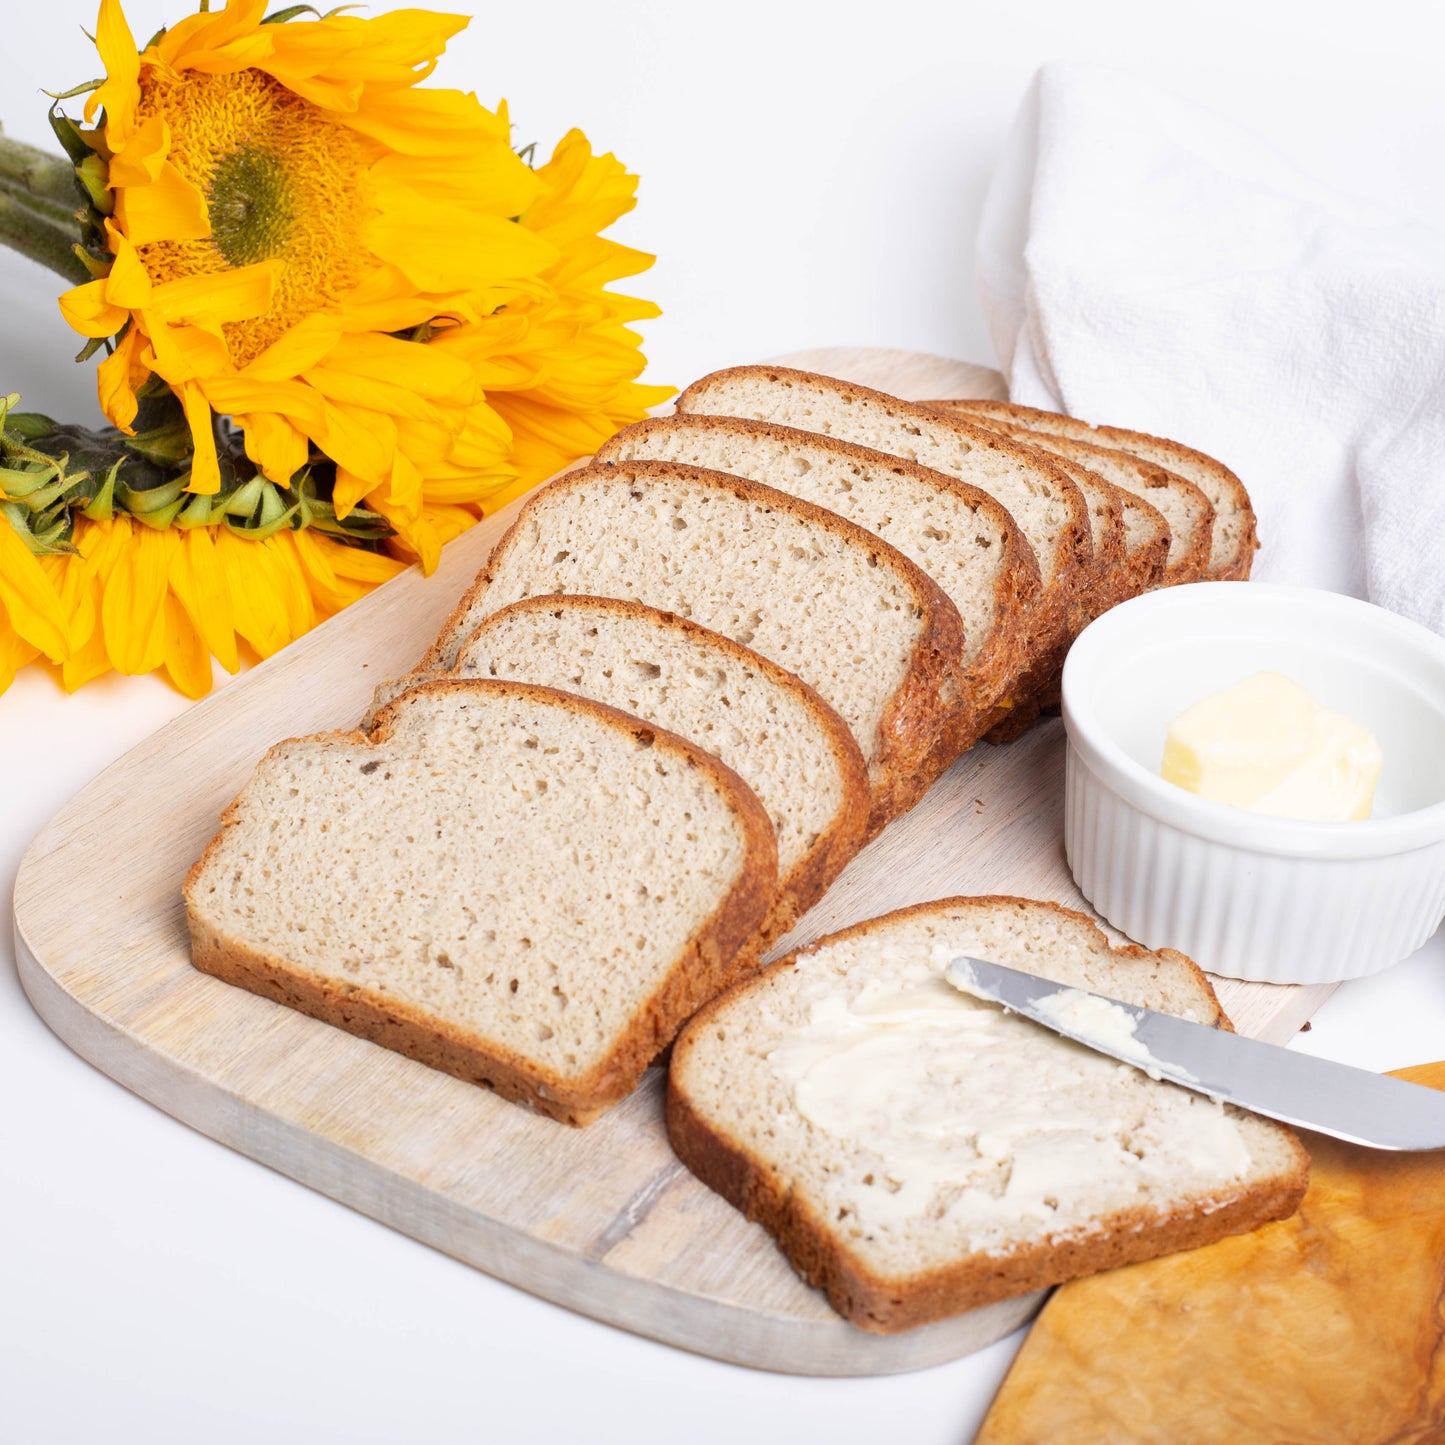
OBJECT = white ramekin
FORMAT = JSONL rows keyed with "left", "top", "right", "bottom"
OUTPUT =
{"left": 1060, "top": 584, "right": 1445, "bottom": 983}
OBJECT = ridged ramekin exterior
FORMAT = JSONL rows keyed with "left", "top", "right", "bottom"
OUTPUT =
{"left": 1065, "top": 743, "right": 1445, "bottom": 983}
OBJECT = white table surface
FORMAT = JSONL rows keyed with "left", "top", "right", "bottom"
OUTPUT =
{"left": 5, "top": 3, "right": 1445, "bottom": 1441}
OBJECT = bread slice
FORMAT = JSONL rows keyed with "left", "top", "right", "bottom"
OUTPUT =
{"left": 418, "top": 460, "right": 968, "bottom": 831}
{"left": 594, "top": 414, "right": 1040, "bottom": 753}
{"left": 186, "top": 679, "right": 778, "bottom": 1126}
{"left": 667, "top": 896, "right": 1310, "bottom": 1333}
{"left": 941, "top": 398, "right": 1257, "bottom": 579}
{"left": 673, "top": 366, "right": 1094, "bottom": 730}
{"left": 938, "top": 401, "right": 1221, "bottom": 584}
{"left": 450, "top": 595, "right": 870, "bottom": 960}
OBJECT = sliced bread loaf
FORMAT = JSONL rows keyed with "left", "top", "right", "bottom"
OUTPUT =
{"left": 673, "top": 366, "right": 1095, "bottom": 726}
{"left": 937, "top": 401, "right": 1217, "bottom": 585}
{"left": 973, "top": 446, "right": 1169, "bottom": 742}
{"left": 943, "top": 398, "right": 1257, "bottom": 579}
{"left": 450, "top": 595, "right": 870, "bottom": 959}
{"left": 418, "top": 460, "right": 968, "bottom": 831}
{"left": 594, "top": 414, "right": 1040, "bottom": 751}
{"left": 668, "top": 896, "right": 1309, "bottom": 1332}
{"left": 186, "top": 679, "right": 778, "bottom": 1126}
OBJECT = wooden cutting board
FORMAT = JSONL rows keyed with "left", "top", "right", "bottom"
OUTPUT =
{"left": 11, "top": 347, "right": 1336, "bottom": 1377}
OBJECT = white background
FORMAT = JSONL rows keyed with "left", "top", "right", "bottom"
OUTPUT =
{"left": 3, "top": 3, "right": 1445, "bottom": 1442}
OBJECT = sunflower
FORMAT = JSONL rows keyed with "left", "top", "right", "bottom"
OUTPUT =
{"left": 0, "top": 0, "right": 667, "bottom": 697}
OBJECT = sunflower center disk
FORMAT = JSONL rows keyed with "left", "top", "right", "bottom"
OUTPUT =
{"left": 208, "top": 148, "right": 294, "bottom": 268}
{"left": 137, "top": 68, "right": 371, "bottom": 369}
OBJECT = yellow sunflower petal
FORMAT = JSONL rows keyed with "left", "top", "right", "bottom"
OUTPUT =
{"left": 138, "top": 320, "right": 227, "bottom": 384}
{"left": 103, "top": 230, "right": 153, "bottom": 310}
{"left": 96, "top": 325, "right": 150, "bottom": 434}
{"left": 237, "top": 410, "right": 311, "bottom": 485}
{"left": 315, "top": 402, "right": 395, "bottom": 496}
{"left": 55, "top": 517, "right": 137, "bottom": 691}
{"left": 241, "top": 315, "right": 343, "bottom": 383}
{"left": 201, "top": 374, "right": 326, "bottom": 430}
{"left": 364, "top": 197, "right": 557, "bottom": 294}
{"left": 161, "top": 594, "right": 214, "bottom": 698}
{"left": 285, "top": 529, "right": 405, "bottom": 614}
{"left": 213, "top": 527, "right": 290, "bottom": 657}
{"left": 367, "top": 144, "right": 541, "bottom": 222}
{"left": 169, "top": 525, "right": 239, "bottom": 673}
{"left": 265, "top": 11, "right": 469, "bottom": 90}
{"left": 339, "top": 85, "right": 510, "bottom": 155}
{"left": 0, "top": 516, "right": 73, "bottom": 660}
{"left": 107, "top": 114, "right": 171, "bottom": 188}
{"left": 85, "top": 0, "right": 140, "bottom": 140}
{"left": 180, "top": 382, "right": 221, "bottom": 495}
{"left": 331, "top": 466, "right": 372, "bottom": 522}
{"left": 57, "top": 278, "right": 128, "bottom": 340}
{"left": 99, "top": 518, "right": 170, "bottom": 674}
{"left": 148, "top": 260, "right": 276, "bottom": 329}
{"left": 0, "top": 615, "right": 42, "bottom": 695}
{"left": 215, "top": 528, "right": 318, "bottom": 658}
{"left": 155, "top": 0, "right": 271, "bottom": 72}
{"left": 115, "top": 161, "right": 210, "bottom": 247}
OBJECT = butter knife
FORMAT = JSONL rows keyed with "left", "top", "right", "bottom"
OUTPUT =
{"left": 946, "top": 955, "right": 1445, "bottom": 1151}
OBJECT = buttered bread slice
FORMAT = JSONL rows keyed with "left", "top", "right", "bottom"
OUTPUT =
{"left": 186, "top": 680, "right": 777, "bottom": 1126}
{"left": 420, "top": 461, "right": 967, "bottom": 831}
{"left": 668, "top": 896, "right": 1309, "bottom": 1332}
{"left": 594, "top": 414, "right": 1040, "bottom": 753}
{"left": 452, "top": 596, "right": 870, "bottom": 958}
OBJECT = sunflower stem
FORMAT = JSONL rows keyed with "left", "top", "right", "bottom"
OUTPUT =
{"left": 0, "top": 132, "right": 81, "bottom": 212}
{"left": 0, "top": 133, "right": 89, "bottom": 284}
{"left": 0, "top": 188, "right": 90, "bottom": 284}
{"left": 0, "top": 172, "right": 78, "bottom": 231}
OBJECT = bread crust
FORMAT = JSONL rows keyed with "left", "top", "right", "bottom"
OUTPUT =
{"left": 674, "top": 366, "right": 1096, "bottom": 740}
{"left": 422, "top": 460, "right": 970, "bottom": 834}
{"left": 595, "top": 413, "right": 1042, "bottom": 753}
{"left": 944, "top": 398, "right": 1255, "bottom": 579}
{"left": 185, "top": 678, "right": 779, "bottom": 1126}
{"left": 667, "top": 895, "right": 1310, "bottom": 1332}
{"left": 457, "top": 594, "right": 872, "bottom": 967}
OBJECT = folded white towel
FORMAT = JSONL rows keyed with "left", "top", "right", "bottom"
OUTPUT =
{"left": 977, "top": 62, "right": 1445, "bottom": 635}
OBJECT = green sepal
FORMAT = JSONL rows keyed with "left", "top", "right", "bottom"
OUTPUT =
{"left": 45, "top": 79, "right": 105, "bottom": 105}
{"left": 71, "top": 243, "right": 111, "bottom": 279}
{"left": 0, "top": 498, "right": 76, "bottom": 555}
{"left": 173, "top": 490, "right": 215, "bottom": 529}
{"left": 81, "top": 459, "right": 121, "bottom": 522}
{"left": 47, "top": 109, "right": 96, "bottom": 167}
{"left": 74, "top": 154, "right": 113, "bottom": 216}
{"left": 4, "top": 410, "right": 60, "bottom": 442}
{"left": 0, "top": 389, "right": 400, "bottom": 552}
{"left": 115, "top": 471, "right": 188, "bottom": 516}
{"left": 126, "top": 417, "right": 195, "bottom": 468}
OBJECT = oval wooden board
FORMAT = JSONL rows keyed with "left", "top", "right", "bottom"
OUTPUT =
{"left": 12, "top": 348, "right": 1335, "bottom": 1376}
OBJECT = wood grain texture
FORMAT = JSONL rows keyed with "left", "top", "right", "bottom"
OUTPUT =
{"left": 12, "top": 348, "right": 1329, "bottom": 1376}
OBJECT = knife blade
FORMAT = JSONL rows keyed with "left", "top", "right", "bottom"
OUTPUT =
{"left": 945, "top": 955, "right": 1445, "bottom": 1151}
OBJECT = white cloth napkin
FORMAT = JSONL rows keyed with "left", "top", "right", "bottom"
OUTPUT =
{"left": 976, "top": 62, "right": 1445, "bottom": 635}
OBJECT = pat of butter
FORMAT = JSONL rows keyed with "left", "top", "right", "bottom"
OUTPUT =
{"left": 1161, "top": 672, "right": 1382, "bottom": 822}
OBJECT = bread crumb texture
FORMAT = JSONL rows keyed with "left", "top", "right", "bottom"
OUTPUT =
{"left": 447, "top": 467, "right": 926, "bottom": 772}
{"left": 188, "top": 683, "right": 767, "bottom": 1096}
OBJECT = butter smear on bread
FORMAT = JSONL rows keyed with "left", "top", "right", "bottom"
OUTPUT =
{"left": 1161, "top": 671, "right": 1382, "bottom": 822}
